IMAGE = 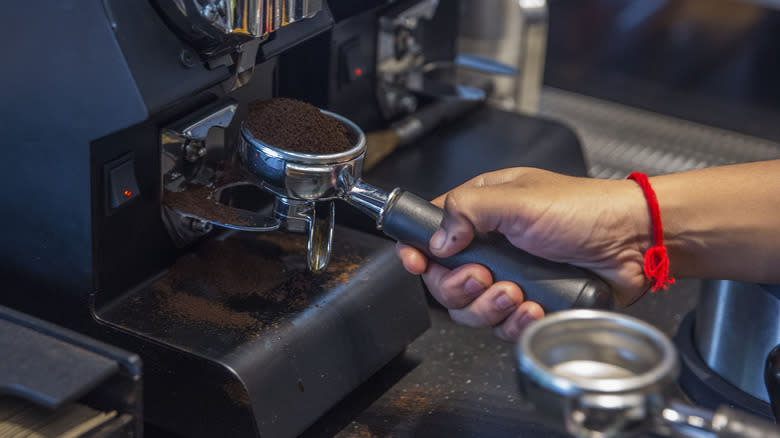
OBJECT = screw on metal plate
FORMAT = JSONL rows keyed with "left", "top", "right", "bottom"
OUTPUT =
{"left": 179, "top": 49, "right": 195, "bottom": 68}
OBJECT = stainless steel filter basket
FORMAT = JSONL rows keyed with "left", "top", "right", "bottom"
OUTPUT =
{"left": 239, "top": 110, "right": 366, "bottom": 201}
{"left": 516, "top": 310, "right": 780, "bottom": 438}
{"left": 238, "top": 110, "right": 367, "bottom": 272}
{"left": 516, "top": 310, "right": 678, "bottom": 437}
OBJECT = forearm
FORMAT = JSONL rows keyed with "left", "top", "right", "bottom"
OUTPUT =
{"left": 648, "top": 160, "right": 780, "bottom": 283}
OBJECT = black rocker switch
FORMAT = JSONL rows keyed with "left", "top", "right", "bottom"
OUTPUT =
{"left": 105, "top": 154, "right": 140, "bottom": 212}
{"left": 340, "top": 38, "right": 366, "bottom": 84}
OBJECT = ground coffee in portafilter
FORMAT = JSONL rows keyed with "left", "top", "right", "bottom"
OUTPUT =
{"left": 246, "top": 98, "right": 354, "bottom": 155}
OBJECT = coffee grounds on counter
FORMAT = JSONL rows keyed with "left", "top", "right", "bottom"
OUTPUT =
{"left": 246, "top": 98, "right": 354, "bottom": 155}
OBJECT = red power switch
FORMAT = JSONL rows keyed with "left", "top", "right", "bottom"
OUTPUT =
{"left": 340, "top": 39, "right": 366, "bottom": 84}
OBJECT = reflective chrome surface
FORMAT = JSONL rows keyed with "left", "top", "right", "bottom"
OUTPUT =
{"left": 516, "top": 310, "right": 780, "bottom": 437}
{"left": 272, "top": 197, "right": 333, "bottom": 273}
{"left": 240, "top": 110, "right": 366, "bottom": 201}
{"left": 516, "top": 310, "right": 678, "bottom": 437}
{"left": 241, "top": 109, "right": 379, "bottom": 272}
{"left": 375, "top": 0, "right": 439, "bottom": 119}
{"left": 662, "top": 401, "right": 780, "bottom": 438}
{"left": 695, "top": 280, "right": 780, "bottom": 403}
{"left": 161, "top": 102, "right": 238, "bottom": 190}
{"left": 339, "top": 170, "right": 397, "bottom": 228}
{"left": 160, "top": 102, "right": 272, "bottom": 246}
{"left": 168, "top": 182, "right": 281, "bottom": 232}
{"left": 519, "top": 310, "right": 678, "bottom": 396}
{"left": 457, "top": 0, "right": 548, "bottom": 113}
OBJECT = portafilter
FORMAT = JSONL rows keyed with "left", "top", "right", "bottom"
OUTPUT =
{"left": 516, "top": 310, "right": 780, "bottom": 437}
{"left": 240, "top": 109, "right": 612, "bottom": 313}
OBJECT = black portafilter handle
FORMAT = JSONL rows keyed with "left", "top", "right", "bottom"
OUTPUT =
{"left": 380, "top": 190, "right": 613, "bottom": 312}
{"left": 765, "top": 344, "right": 780, "bottom": 423}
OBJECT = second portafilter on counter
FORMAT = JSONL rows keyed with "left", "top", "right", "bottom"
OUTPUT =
{"left": 239, "top": 106, "right": 611, "bottom": 313}
{"left": 516, "top": 310, "right": 780, "bottom": 437}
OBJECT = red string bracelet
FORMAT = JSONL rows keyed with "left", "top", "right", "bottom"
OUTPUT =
{"left": 627, "top": 172, "right": 675, "bottom": 305}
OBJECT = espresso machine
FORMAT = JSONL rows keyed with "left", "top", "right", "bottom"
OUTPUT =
{"left": 0, "top": 1, "right": 469, "bottom": 437}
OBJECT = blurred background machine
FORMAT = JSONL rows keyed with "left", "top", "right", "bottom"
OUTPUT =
{"left": 2, "top": 0, "right": 780, "bottom": 437}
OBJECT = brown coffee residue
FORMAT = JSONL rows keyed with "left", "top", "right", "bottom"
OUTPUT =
{"left": 246, "top": 98, "right": 353, "bottom": 155}
{"left": 326, "top": 255, "right": 364, "bottom": 287}
{"left": 165, "top": 185, "right": 250, "bottom": 226}
{"left": 155, "top": 280, "right": 261, "bottom": 332}
{"left": 390, "top": 391, "right": 433, "bottom": 413}
{"left": 222, "top": 382, "right": 251, "bottom": 407}
{"left": 151, "top": 234, "right": 368, "bottom": 335}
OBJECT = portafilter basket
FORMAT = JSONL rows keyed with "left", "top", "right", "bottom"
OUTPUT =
{"left": 240, "top": 108, "right": 613, "bottom": 313}
{"left": 239, "top": 111, "right": 366, "bottom": 272}
{"left": 516, "top": 310, "right": 780, "bottom": 438}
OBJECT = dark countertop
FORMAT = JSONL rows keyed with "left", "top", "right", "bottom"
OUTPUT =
{"left": 302, "top": 107, "right": 703, "bottom": 437}
{"left": 302, "top": 281, "right": 700, "bottom": 438}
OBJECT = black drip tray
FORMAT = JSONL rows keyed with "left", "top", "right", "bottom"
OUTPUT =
{"left": 95, "top": 227, "right": 430, "bottom": 438}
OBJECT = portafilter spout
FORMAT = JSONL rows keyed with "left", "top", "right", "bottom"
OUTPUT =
{"left": 241, "top": 108, "right": 612, "bottom": 313}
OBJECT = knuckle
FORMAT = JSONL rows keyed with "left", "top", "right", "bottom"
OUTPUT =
{"left": 444, "top": 190, "right": 464, "bottom": 212}
{"left": 442, "top": 289, "right": 473, "bottom": 309}
{"left": 426, "top": 282, "right": 466, "bottom": 309}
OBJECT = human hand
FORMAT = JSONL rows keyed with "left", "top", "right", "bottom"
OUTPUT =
{"left": 397, "top": 167, "right": 651, "bottom": 341}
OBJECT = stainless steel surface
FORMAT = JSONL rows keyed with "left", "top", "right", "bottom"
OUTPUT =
{"left": 662, "top": 402, "right": 780, "bottom": 438}
{"left": 240, "top": 110, "right": 366, "bottom": 200}
{"left": 518, "top": 310, "right": 679, "bottom": 396}
{"left": 694, "top": 280, "right": 780, "bottom": 403}
{"left": 457, "top": 0, "right": 548, "bottom": 113}
{"left": 391, "top": 117, "right": 424, "bottom": 144}
{"left": 539, "top": 88, "right": 780, "bottom": 179}
{"left": 159, "top": 102, "right": 285, "bottom": 244}
{"left": 339, "top": 173, "right": 396, "bottom": 226}
{"left": 161, "top": 102, "right": 238, "bottom": 190}
{"left": 158, "top": 0, "right": 322, "bottom": 90}
{"left": 517, "top": 310, "right": 780, "bottom": 438}
{"left": 164, "top": 182, "right": 280, "bottom": 238}
{"left": 375, "top": 0, "right": 439, "bottom": 119}
{"left": 223, "top": 38, "right": 263, "bottom": 92}
{"left": 270, "top": 197, "right": 334, "bottom": 272}
{"left": 241, "top": 109, "right": 382, "bottom": 272}
{"left": 517, "top": 310, "right": 678, "bottom": 437}
{"left": 454, "top": 54, "right": 518, "bottom": 76}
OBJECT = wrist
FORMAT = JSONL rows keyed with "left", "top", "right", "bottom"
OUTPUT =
{"left": 618, "top": 179, "right": 653, "bottom": 255}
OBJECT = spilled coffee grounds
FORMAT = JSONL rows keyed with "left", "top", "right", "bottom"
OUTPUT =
{"left": 246, "top": 98, "right": 354, "bottom": 155}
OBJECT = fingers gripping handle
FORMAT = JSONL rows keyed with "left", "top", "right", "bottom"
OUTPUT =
{"left": 381, "top": 191, "right": 614, "bottom": 312}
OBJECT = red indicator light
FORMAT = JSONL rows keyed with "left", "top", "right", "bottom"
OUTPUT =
{"left": 354, "top": 67, "right": 363, "bottom": 77}
{"left": 123, "top": 189, "right": 133, "bottom": 198}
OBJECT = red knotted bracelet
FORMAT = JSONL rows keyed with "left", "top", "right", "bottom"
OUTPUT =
{"left": 627, "top": 172, "right": 675, "bottom": 304}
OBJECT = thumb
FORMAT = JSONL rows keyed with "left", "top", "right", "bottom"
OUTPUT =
{"left": 429, "top": 185, "right": 523, "bottom": 258}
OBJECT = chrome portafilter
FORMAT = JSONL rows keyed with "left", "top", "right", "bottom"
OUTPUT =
{"left": 516, "top": 310, "right": 780, "bottom": 438}
{"left": 239, "top": 110, "right": 366, "bottom": 272}
{"left": 241, "top": 108, "right": 613, "bottom": 313}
